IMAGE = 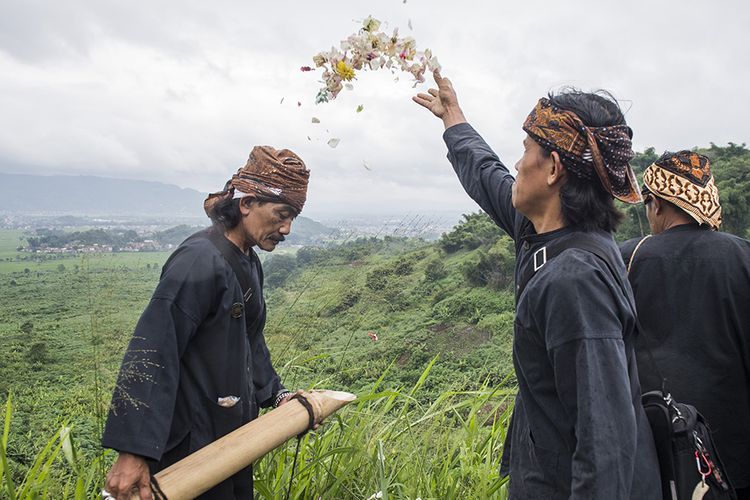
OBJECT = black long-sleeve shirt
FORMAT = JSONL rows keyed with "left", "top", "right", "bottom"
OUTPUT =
{"left": 621, "top": 225, "right": 750, "bottom": 489}
{"left": 102, "top": 229, "right": 285, "bottom": 497}
{"left": 444, "top": 123, "right": 661, "bottom": 499}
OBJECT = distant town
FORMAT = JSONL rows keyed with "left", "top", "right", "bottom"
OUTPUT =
{"left": 1, "top": 211, "right": 464, "bottom": 256}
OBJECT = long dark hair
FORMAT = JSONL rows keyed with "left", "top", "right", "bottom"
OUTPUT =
{"left": 547, "top": 88, "right": 626, "bottom": 232}
{"left": 207, "top": 197, "right": 242, "bottom": 230}
{"left": 207, "top": 195, "right": 285, "bottom": 231}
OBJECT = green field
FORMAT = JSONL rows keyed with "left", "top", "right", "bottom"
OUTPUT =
{"left": 0, "top": 222, "right": 517, "bottom": 498}
{"left": 0, "top": 229, "right": 24, "bottom": 260}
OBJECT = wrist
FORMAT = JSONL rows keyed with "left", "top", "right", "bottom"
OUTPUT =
{"left": 442, "top": 108, "right": 467, "bottom": 129}
{"left": 273, "top": 390, "right": 293, "bottom": 408}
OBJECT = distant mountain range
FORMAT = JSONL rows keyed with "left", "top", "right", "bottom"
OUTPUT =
{"left": 0, "top": 172, "right": 338, "bottom": 245}
{"left": 0, "top": 172, "right": 206, "bottom": 217}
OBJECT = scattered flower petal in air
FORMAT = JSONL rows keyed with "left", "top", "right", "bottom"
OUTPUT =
{"left": 300, "top": 66, "right": 313, "bottom": 72}
{"left": 297, "top": 101, "right": 302, "bottom": 107}
{"left": 307, "top": 136, "right": 311, "bottom": 141}
{"left": 368, "top": 331, "right": 378, "bottom": 342}
{"left": 408, "top": 19, "right": 413, "bottom": 30}
{"left": 280, "top": 97, "right": 285, "bottom": 104}
{"left": 356, "top": 104, "right": 364, "bottom": 113}
{"left": 312, "top": 117, "right": 321, "bottom": 123}
{"left": 305, "top": 16, "right": 441, "bottom": 103}
{"left": 315, "top": 89, "right": 331, "bottom": 104}
{"left": 362, "top": 15, "right": 381, "bottom": 33}
{"left": 327, "top": 138, "right": 341, "bottom": 148}
{"left": 363, "top": 161, "right": 372, "bottom": 171}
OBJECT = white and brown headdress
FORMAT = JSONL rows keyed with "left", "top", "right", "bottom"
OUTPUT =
{"left": 642, "top": 151, "right": 721, "bottom": 230}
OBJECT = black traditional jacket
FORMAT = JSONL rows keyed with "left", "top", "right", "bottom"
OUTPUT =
{"left": 444, "top": 123, "right": 661, "bottom": 499}
{"left": 102, "top": 229, "right": 285, "bottom": 498}
{"left": 622, "top": 225, "right": 750, "bottom": 489}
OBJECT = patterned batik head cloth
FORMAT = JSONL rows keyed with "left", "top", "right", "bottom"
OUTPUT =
{"left": 522, "top": 97, "right": 642, "bottom": 204}
{"left": 642, "top": 151, "right": 722, "bottom": 229}
{"left": 204, "top": 146, "right": 310, "bottom": 216}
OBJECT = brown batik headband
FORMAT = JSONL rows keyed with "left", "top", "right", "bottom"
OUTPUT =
{"left": 642, "top": 151, "right": 722, "bottom": 229}
{"left": 523, "top": 97, "right": 642, "bottom": 204}
{"left": 204, "top": 146, "right": 310, "bottom": 216}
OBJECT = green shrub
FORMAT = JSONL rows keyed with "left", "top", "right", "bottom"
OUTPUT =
{"left": 423, "top": 257, "right": 447, "bottom": 282}
{"left": 439, "top": 212, "right": 504, "bottom": 253}
{"left": 296, "top": 246, "right": 324, "bottom": 266}
{"left": 323, "top": 289, "right": 361, "bottom": 316}
{"left": 26, "top": 342, "right": 48, "bottom": 364}
{"left": 432, "top": 289, "right": 513, "bottom": 325}
{"left": 461, "top": 237, "right": 515, "bottom": 290}
{"left": 365, "top": 267, "right": 391, "bottom": 291}
{"left": 392, "top": 258, "right": 414, "bottom": 276}
{"left": 264, "top": 254, "right": 298, "bottom": 288}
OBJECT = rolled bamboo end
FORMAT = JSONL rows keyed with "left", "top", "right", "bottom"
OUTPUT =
{"left": 130, "top": 389, "right": 356, "bottom": 500}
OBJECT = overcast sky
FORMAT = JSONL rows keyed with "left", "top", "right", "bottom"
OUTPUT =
{"left": 1, "top": 0, "right": 748, "bottom": 218}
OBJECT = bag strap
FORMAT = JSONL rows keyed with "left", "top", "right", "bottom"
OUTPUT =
{"left": 627, "top": 234, "right": 651, "bottom": 274}
{"left": 516, "top": 231, "right": 622, "bottom": 298}
{"left": 206, "top": 229, "right": 254, "bottom": 303}
{"left": 517, "top": 231, "right": 669, "bottom": 390}
{"left": 625, "top": 235, "right": 671, "bottom": 394}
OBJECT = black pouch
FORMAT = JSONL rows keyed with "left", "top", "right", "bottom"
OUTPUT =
{"left": 642, "top": 390, "right": 736, "bottom": 500}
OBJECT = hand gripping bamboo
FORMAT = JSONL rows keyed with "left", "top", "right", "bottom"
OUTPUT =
{"left": 132, "top": 389, "right": 356, "bottom": 500}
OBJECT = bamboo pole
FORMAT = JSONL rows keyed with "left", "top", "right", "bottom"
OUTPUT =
{"left": 131, "top": 390, "right": 356, "bottom": 500}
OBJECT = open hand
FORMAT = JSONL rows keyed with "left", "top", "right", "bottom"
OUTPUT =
{"left": 412, "top": 70, "right": 466, "bottom": 128}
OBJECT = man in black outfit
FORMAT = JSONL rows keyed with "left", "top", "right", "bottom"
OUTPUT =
{"left": 102, "top": 146, "right": 310, "bottom": 499}
{"left": 621, "top": 151, "right": 750, "bottom": 497}
{"left": 413, "top": 72, "right": 661, "bottom": 498}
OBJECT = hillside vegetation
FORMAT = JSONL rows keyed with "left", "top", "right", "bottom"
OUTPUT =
{"left": 0, "top": 215, "right": 518, "bottom": 498}
{"left": 1, "top": 142, "right": 748, "bottom": 498}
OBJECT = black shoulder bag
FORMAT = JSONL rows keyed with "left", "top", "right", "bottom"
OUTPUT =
{"left": 627, "top": 236, "right": 735, "bottom": 500}
{"left": 519, "top": 232, "right": 736, "bottom": 500}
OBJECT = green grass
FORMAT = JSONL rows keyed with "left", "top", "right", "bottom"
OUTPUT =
{"left": 0, "top": 228, "right": 517, "bottom": 498}
{"left": 0, "top": 230, "right": 24, "bottom": 260}
{"left": 1, "top": 362, "right": 513, "bottom": 499}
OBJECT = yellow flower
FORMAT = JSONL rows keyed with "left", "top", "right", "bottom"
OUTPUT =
{"left": 335, "top": 60, "right": 356, "bottom": 81}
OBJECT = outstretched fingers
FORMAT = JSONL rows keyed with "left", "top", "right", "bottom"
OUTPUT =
{"left": 412, "top": 94, "right": 432, "bottom": 108}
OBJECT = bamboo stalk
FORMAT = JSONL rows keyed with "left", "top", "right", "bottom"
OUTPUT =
{"left": 131, "top": 390, "right": 356, "bottom": 500}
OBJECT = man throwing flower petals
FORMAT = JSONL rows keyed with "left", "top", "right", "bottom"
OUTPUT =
{"left": 414, "top": 71, "right": 661, "bottom": 498}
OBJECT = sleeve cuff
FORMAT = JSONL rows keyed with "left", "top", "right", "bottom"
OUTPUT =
{"left": 101, "top": 436, "right": 163, "bottom": 462}
{"left": 442, "top": 122, "right": 476, "bottom": 149}
{"left": 256, "top": 380, "right": 285, "bottom": 408}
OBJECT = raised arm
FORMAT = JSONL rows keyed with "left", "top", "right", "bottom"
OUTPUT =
{"left": 413, "top": 71, "right": 520, "bottom": 239}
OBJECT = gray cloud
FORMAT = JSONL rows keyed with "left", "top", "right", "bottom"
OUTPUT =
{"left": 0, "top": 0, "right": 747, "bottom": 218}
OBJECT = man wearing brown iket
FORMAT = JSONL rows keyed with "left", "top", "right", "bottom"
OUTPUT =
{"left": 102, "top": 146, "right": 310, "bottom": 499}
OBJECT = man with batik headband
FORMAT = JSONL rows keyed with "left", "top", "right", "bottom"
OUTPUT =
{"left": 621, "top": 151, "right": 750, "bottom": 497}
{"left": 414, "top": 73, "right": 661, "bottom": 498}
{"left": 102, "top": 146, "right": 310, "bottom": 499}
